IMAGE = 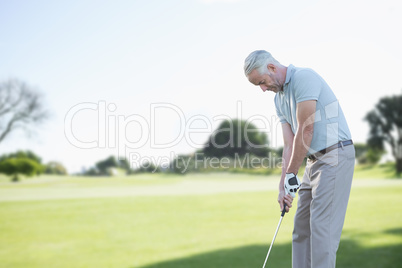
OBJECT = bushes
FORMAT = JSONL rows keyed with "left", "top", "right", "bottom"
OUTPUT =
{"left": 354, "top": 143, "right": 385, "bottom": 165}
{"left": 0, "top": 150, "right": 68, "bottom": 181}
{"left": 83, "top": 156, "right": 132, "bottom": 176}
{"left": 0, "top": 157, "right": 44, "bottom": 182}
{"left": 45, "top": 161, "right": 68, "bottom": 175}
{"left": 0, "top": 150, "right": 45, "bottom": 181}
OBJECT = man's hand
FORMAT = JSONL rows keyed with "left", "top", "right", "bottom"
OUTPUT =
{"left": 284, "top": 172, "right": 301, "bottom": 198}
{"left": 278, "top": 190, "right": 293, "bottom": 213}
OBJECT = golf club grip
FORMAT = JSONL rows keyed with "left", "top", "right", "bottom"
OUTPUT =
{"left": 281, "top": 203, "right": 287, "bottom": 217}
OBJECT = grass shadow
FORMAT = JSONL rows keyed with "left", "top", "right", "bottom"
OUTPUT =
{"left": 384, "top": 228, "right": 402, "bottom": 236}
{"left": 135, "top": 231, "right": 402, "bottom": 268}
{"left": 337, "top": 238, "right": 402, "bottom": 268}
{"left": 135, "top": 243, "right": 291, "bottom": 268}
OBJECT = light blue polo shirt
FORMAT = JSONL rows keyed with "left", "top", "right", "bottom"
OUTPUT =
{"left": 274, "top": 64, "right": 352, "bottom": 154}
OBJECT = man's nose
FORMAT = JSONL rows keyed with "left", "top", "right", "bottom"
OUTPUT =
{"left": 260, "top": 85, "right": 268, "bottom": 91}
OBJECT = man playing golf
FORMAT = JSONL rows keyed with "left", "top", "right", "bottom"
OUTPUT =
{"left": 244, "top": 50, "right": 355, "bottom": 268}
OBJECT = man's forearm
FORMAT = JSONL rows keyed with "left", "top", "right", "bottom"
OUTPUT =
{"left": 286, "top": 100, "right": 316, "bottom": 174}
{"left": 280, "top": 145, "right": 293, "bottom": 191}
{"left": 286, "top": 128, "right": 313, "bottom": 174}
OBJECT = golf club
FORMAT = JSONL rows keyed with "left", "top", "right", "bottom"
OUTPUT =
{"left": 262, "top": 203, "right": 287, "bottom": 268}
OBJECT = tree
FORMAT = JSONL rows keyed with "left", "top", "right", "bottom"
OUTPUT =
{"left": 365, "top": 94, "right": 402, "bottom": 173}
{"left": 353, "top": 143, "right": 384, "bottom": 165}
{"left": 0, "top": 79, "right": 48, "bottom": 144}
{"left": 45, "top": 161, "right": 68, "bottom": 175}
{"left": 95, "top": 156, "right": 118, "bottom": 175}
{"left": 0, "top": 157, "right": 43, "bottom": 182}
{"left": 118, "top": 158, "right": 130, "bottom": 171}
{"left": 0, "top": 150, "right": 43, "bottom": 164}
{"left": 84, "top": 156, "right": 133, "bottom": 176}
{"left": 137, "top": 160, "right": 160, "bottom": 173}
{"left": 0, "top": 151, "right": 45, "bottom": 181}
{"left": 203, "top": 119, "right": 269, "bottom": 158}
{"left": 354, "top": 143, "right": 368, "bottom": 160}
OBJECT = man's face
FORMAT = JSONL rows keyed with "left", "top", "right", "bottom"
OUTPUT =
{"left": 247, "top": 65, "right": 282, "bottom": 93}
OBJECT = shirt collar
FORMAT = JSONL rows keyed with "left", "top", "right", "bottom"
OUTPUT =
{"left": 284, "top": 64, "right": 295, "bottom": 85}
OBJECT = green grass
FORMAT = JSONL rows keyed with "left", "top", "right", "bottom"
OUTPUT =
{"left": 0, "top": 173, "right": 182, "bottom": 187}
{"left": 0, "top": 167, "right": 401, "bottom": 268}
{"left": 353, "top": 162, "right": 400, "bottom": 179}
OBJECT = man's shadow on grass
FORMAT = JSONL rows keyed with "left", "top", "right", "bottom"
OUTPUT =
{"left": 134, "top": 228, "right": 402, "bottom": 268}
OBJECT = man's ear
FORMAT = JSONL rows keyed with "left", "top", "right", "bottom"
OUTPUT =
{"left": 267, "top": 63, "right": 276, "bottom": 73}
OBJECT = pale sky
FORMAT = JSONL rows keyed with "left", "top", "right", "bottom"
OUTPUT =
{"left": 1, "top": 0, "right": 401, "bottom": 173}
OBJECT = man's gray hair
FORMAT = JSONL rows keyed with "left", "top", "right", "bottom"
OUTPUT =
{"left": 244, "top": 50, "right": 280, "bottom": 76}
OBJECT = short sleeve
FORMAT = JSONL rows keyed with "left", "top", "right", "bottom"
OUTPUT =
{"left": 294, "top": 69, "right": 321, "bottom": 103}
{"left": 274, "top": 95, "right": 287, "bottom": 124}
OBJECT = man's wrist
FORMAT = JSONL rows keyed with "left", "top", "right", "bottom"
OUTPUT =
{"left": 284, "top": 172, "right": 301, "bottom": 197}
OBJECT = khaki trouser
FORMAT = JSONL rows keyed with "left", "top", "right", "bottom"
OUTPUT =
{"left": 292, "top": 145, "right": 355, "bottom": 268}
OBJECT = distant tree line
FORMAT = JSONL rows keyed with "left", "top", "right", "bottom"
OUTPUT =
{"left": 83, "top": 156, "right": 132, "bottom": 176}
{"left": 1, "top": 77, "right": 401, "bottom": 178}
{"left": 81, "top": 119, "right": 277, "bottom": 176}
{"left": 85, "top": 99, "right": 402, "bottom": 176}
{"left": 83, "top": 155, "right": 165, "bottom": 176}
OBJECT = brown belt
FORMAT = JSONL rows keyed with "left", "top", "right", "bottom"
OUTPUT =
{"left": 307, "top": 140, "right": 353, "bottom": 161}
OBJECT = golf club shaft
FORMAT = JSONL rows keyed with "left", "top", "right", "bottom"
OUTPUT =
{"left": 262, "top": 204, "right": 287, "bottom": 268}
